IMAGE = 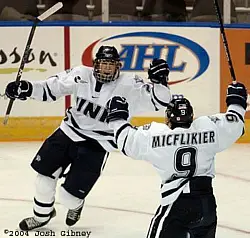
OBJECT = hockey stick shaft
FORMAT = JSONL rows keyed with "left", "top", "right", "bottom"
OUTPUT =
{"left": 213, "top": 0, "right": 236, "bottom": 82}
{"left": 3, "top": 2, "right": 63, "bottom": 125}
{"left": 3, "top": 22, "right": 38, "bottom": 125}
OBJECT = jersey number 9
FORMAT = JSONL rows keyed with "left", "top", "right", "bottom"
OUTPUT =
{"left": 173, "top": 146, "right": 197, "bottom": 178}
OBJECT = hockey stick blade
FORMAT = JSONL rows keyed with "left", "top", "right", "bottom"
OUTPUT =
{"left": 38, "top": 2, "right": 63, "bottom": 21}
{"left": 3, "top": 2, "right": 63, "bottom": 125}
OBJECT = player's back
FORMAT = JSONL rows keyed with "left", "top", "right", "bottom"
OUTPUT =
{"left": 146, "top": 117, "right": 219, "bottom": 183}
{"left": 112, "top": 84, "right": 246, "bottom": 207}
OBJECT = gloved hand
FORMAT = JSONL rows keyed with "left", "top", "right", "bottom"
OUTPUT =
{"left": 106, "top": 96, "right": 129, "bottom": 123}
{"left": 148, "top": 58, "right": 169, "bottom": 86}
{"left": 5, "top": 80, "right": 33, "bottom": 100}
{"left": 226, "top": 82, "right": 248, "bottom": 109}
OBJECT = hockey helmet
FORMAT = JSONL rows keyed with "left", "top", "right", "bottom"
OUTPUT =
{"left": 165, "top": 96, "right": 193, "bottom": 129}
{"left": 93, "top": 46, "right": 121, "bottom": 83}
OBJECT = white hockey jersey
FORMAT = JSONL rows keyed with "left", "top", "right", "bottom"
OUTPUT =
{"left": 111, "top": 104, "right": 245, "bottom": 205}
{"left": 30, "top": 65, "right": 171, "bottom": 152}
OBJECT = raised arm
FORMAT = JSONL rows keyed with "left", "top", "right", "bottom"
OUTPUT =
{"left": 126, "top": 59, "right": 172, "bottom": 115}
{"left": 106, "top": 96, "right": 150, "bottom": 159}
{"left": 209, "top": 82, "right": 247, "bottom": 152}
{"left": 5, "top": 66, "right": 84, "bottom": 102}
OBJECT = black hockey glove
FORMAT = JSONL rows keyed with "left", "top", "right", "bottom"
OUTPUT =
{"left": 5, "top": 80, "right": 33, "bottom": 100}
{"left": 226, "top": 82, "right": 248, "bottom": 109}
{"left": 106, "top": 96, "right": 129, "bottom": 123}
{"left": 148, "top": 58, "right": 169, "bottom": 87}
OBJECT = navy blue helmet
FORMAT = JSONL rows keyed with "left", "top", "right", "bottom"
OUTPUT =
{"left": 165, "top": 97, "right": 193, "bottom": 128}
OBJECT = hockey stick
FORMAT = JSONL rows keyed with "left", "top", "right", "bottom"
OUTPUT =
{"left": 213, "top": 0, "right": 236, "bottom": 82}
{"left": 3, "top": 2, "right": 63, "bottom": 125}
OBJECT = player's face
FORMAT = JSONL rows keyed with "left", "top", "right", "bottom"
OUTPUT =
{"left": 99, "top": 60, "right": 117, "bottom": 76}
{"left": 94, "top": 58, "right": 121, "bottom": 83}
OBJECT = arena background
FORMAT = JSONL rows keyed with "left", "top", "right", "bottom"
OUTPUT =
{"left": 0, "top": 22, "right": 249, "bottom": 142}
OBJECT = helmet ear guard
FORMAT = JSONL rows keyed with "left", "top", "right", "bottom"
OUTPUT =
{"left": 165, "top": 97, "right": 193, "bottom": 129}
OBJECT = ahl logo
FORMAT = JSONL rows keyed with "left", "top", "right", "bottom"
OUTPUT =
{"left": 82, "top": 32, "right": 210, "bottom": 85}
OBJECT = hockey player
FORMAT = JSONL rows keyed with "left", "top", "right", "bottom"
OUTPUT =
{"left": 5, "top": 46, "right": 171, "bottom": 231}
{"left": 106, "top": 82, "right": 247, "bottom": 238}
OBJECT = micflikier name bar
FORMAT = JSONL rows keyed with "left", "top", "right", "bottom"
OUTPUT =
{"left": 34, "top": 230, "right": 92, "bottom": 237}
